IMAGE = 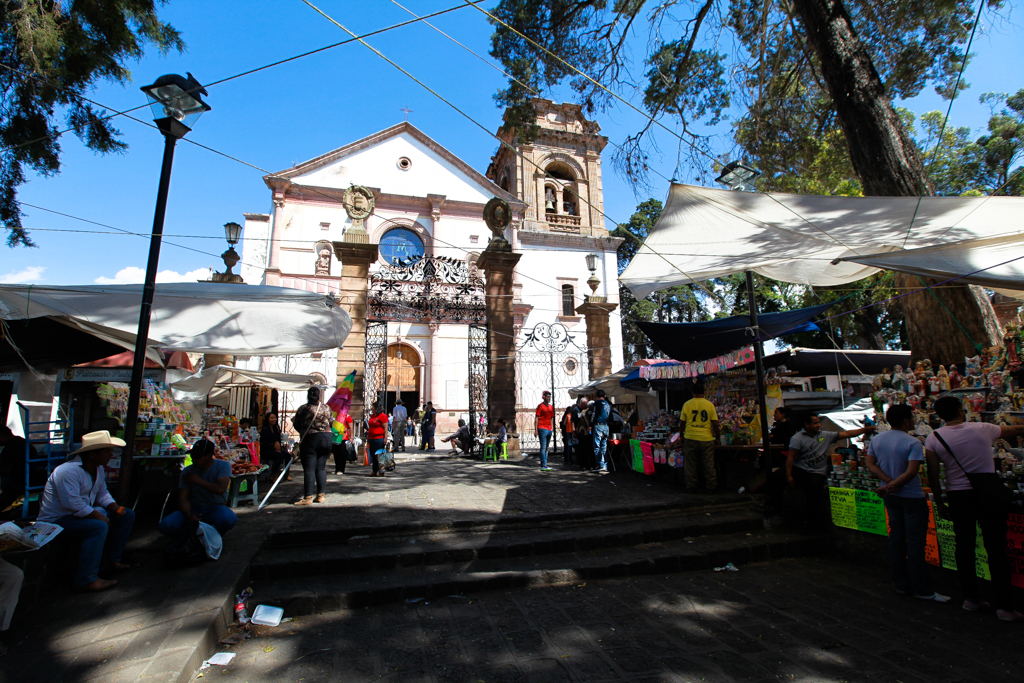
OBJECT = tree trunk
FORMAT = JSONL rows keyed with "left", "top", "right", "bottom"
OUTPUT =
{"left": 790, "top": 0, "right": 1000, "bottom": 362}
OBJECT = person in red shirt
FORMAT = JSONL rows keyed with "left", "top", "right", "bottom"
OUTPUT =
{"left": 535, "top": 391, "right": 555, "bottom": 471}
{"left": 366, "top": 402, "right": 389, "bottom": 478}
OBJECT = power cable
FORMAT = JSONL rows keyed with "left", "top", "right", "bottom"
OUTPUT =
{"left": 901, "top": 0, "right": 986, "bottom": 248}
{"left": 0, "top": 1, "right": 486, "bottom": 155}
{"left": 296, "top": 0, "right": 723, "bottom": 306}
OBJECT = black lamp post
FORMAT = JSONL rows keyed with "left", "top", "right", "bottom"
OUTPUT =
{"left": 714, "top": 160, "right": 771, "bottom": 476}
{"left": 120, "top": 73, "right": 211, "bottom": 500}
{"left": 714, "top": 160, "right": 761, "bottom": 191}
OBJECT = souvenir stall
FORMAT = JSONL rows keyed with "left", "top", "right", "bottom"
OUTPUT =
{"left": 618, "top": 299, "right": 837, "bottom": 481}
{"left": 170, "top": 366, "right": 320, "bottom": 507}
{"left": 816, "top": 323, "right": 1024, "bottom": 586}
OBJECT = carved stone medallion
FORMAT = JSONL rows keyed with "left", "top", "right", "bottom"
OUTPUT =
{"left": 483, "top": 197, "right": 512, "bottom": 251}
{"left": 342, "top": 185, "right": 375, "bottom": 232}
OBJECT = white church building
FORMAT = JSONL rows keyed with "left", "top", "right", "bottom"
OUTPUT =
{"left": 239, "top": 99, "right": 623, "bottom": 438}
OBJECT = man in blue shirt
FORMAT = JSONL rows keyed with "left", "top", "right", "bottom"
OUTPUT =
{"left": 159, "top": 439, "right": 237, "bottom": 536}
{"left": 864, "top": 404, "right": 949, "bottom": 603}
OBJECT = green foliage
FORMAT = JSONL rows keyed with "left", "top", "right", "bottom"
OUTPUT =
{"left": 488, "top": 0, "right": 1006, "bottom": 189}
{"left": 1, "top": 0, "right": 184, "bottom": 247}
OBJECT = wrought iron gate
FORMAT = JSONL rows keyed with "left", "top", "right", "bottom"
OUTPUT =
{"left": 515, "top": 322, "right": 588, "bottom": 452}
{"left": 365, "top": 320, "right": 388, "bottom": 417}
{"left": 468, "top": 323, "right": 489, "bottom": 455}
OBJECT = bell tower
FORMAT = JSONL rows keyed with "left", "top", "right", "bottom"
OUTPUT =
{"left": 487, "top": 99, "right": 609, "bottom": 237}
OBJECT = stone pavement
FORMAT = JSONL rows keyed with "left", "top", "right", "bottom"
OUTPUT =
{"left": 0, "top": 453, "right": 706, "bottom": 683}
{"left": 191, "top": 556, "right": 1024, "bottom": 683}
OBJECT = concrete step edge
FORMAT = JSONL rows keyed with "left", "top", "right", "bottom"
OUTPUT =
{"left": 251, "top": 532, "right": 827, "bottom": 616}
{"left": 249, "top": 512, "right": 765, "bottom": 580}
{"left": 261, "top": 497, "right": 757, "bottom": 550}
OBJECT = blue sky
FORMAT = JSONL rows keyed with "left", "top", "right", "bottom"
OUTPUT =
{"left": 2, "top": 0, "right": 1022, "bottom": 287}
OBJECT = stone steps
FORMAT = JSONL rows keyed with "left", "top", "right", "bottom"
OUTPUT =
{"left": 250, "top": 528, "right": 826, "bottom": 616}
{"left": 250, "top": 503, "right": 763, "bottom": 581}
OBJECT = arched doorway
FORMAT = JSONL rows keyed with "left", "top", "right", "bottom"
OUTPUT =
{"left": 385, "top": 342, "right": 421, "bottom": 414}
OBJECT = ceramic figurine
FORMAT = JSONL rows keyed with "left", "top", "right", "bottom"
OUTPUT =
{"left": 948, "top": 364, "right": 961, "bottom": 389}
{"left": 959, "top": 376, "right": 970, "bottom": 389}
{"left": 1005, "top": 323, "right": 1021, "bottom": 367}
{"left": 966, "top": 354, "right": 981, "bottom": 376}
{"left": 937, "top": 365, "right": 950, "bottom": 391}
{"left": 892, "top": 365, "right": 907, "bottom": 392}
{"left": 928, "top": 375, "right": 940, "bottom": 395}
{"left": 881, "top": 368, "right": 892, "bottom": 389}
{"left": 908, "top": 394, "right": 922, "bottom": 410}
{"left": 896, "top": 390, "right": 908, "bottom": 405}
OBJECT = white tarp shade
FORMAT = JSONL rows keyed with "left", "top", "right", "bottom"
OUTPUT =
{"left": 569, "top": 370, "right": 638, "bottom": 397}
{"left": 620, "top": 183, "right": 1024, "bottom": 299}
{"left": 170, "top": 366, "right": 317, "bottom": 416}
{"left": 818, "top": 397, "right": 874, "bottom": 449}
{"left": 53, "top": 317, "right": 165, "bottom": 365}
{"left": 838, "top": 233, "right": 1024, "bottom": 298}
{"left": 568, "top": 368, "right": 654, "bottom": 399}
{"left": 0, "top": 283, "right": 351, "bottom": 355}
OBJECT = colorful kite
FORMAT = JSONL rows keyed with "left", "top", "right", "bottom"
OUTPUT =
{"left": 327, "top": 371, "right": 356, "bottom": 443}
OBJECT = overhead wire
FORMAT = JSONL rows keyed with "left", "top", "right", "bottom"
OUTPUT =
{"left": 295, "top": 0, "right": 728, "bottom": 307}
{"left": 0, "top": 1, "right": 487, "bottom": 155}
{"left": 901, "top": 0, "right": 987, "bottom": 249}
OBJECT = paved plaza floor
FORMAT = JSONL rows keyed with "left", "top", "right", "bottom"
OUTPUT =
{"left": 192, "top": 555, "right": 1024, "bottom": 683}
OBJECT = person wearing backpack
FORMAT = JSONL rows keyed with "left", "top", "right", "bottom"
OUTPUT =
{"left": 586, "top": 390, "right": 612, "bottom": 473}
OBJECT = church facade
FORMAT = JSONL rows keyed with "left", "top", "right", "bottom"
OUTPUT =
{"left": 240, "top": 99, "right": 623, "bottom": 435}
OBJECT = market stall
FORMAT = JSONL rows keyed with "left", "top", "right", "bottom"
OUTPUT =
{"left": 814, "top": 328, "right": 1024, "bottom": 586}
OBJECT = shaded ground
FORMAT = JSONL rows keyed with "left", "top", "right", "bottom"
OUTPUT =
{"left": 0, "top": 452, "right": 705, "bottom": 682}
{"left": 192, "top": 556, "right": 1024, "bottom": 683}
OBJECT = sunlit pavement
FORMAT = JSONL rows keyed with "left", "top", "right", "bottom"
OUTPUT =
{"left": 198, "top": 556, "right": 1022, "bottom": 683}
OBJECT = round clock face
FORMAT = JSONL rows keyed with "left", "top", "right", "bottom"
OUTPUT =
{"left": 379, "top": 227, "right": 425, "bottom": 264}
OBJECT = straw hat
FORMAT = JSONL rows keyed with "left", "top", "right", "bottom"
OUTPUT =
{"left": 71, "top": 430, "right": 126, "bottom": 455}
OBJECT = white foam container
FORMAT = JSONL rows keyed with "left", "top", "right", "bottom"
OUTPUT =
{"left": 250, "top": 604, "right": 284, "bottom": 626}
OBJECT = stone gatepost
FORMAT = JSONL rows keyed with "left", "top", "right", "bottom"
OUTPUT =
{"left": 576, "top": 296, "right": 618, "bottom": 379}
{"left": 333, "top": 237, "right": 379, "bottom": 423}
{"left": 477, "top": 249, "right": 521, "bottom": 433}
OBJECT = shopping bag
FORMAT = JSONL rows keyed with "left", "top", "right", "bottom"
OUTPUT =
{"left": 197, "top": 521, "right": 223, "bottom": 560}
{"left": 378, "top": 449, "right": 396, "bottom": 472}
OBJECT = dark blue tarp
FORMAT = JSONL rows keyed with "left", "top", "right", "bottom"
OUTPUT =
{"left": 634, "top": 301, "right": 835, "bottom": 364}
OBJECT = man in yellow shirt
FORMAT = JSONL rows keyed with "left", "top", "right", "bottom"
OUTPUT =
{"left": 680, "top": 382, "right": 721, "bottom": 492}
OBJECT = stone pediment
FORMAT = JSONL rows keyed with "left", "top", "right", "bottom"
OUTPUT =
{"left": 265, "top": 122, "right": 522, "bottom": 208}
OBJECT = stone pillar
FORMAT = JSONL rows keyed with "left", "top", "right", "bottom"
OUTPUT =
{"left": 477, "top": 249, "right": 522, "bottom": 432}
{"left": 264, "top": 177, "right": 290, "bottom": 286}
{"left": 576, "top": 296, "right": 618, "bottom": 379}
{"left": 333, "top": 239, "right": 379, "bottom": 424}
{"left": 428, "top": 322, "right": 441, "bottom": 406}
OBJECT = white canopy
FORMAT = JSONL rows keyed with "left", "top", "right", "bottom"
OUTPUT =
{"left": 568, "top": 368, "right": 654, "bottom": 399}
{"left": 620, "top": 183, "right": 1024, "bottom": 298}
{"left": 0, "top": 283, "right": 351, "bottom": 355}
{"left": 838, "top": 233, "right": 1024, "bottom": 297}
{"left": 170, "top": 366, "right": 317, "bottom": 408}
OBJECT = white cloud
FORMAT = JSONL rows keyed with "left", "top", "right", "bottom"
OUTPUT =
{"left": 95, "top": 266, "right": 212, "bottom": 285}
{"left": 0, "top": 266, "right": 46, "bottom": 284}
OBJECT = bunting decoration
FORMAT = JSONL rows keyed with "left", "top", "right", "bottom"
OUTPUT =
{"left": 639, "top": 346, "right": 756, "bottom": 381}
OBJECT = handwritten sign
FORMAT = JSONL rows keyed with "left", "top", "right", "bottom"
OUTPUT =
{"left": 1008, "top": 513, "right": 1024, "bottom": 589}
{"left": 924, "top": 502, "right": 941, "bottom": 567}
{"left": 639, "top": 441, "right": 655, "bottom": 475}
{"left": 854, "top": 490, "right": 887, "bottom": 536}
{"left": 829, "top": 488, "right": 857, "bottom": 530}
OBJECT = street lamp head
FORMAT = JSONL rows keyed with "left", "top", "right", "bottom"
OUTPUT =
{"left": 585, "top": 252, "right": 598, "bottom": 274}
{"left": 223, "top": 221, "right": 242, "bottom": 246}
{"left": 140, "top": 72, "right": 211, "bottom": 138}
{"left": 714, "top": 160, "right": 760, "bottom": 191}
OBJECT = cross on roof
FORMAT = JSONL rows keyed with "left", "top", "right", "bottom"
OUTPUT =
{"left": 400, "top": 105, "right": 413, "bottom": 121}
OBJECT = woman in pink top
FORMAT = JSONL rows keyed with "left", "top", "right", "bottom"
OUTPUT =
{"left": 925, "top": 395, "right": 1024, "bottom": 621}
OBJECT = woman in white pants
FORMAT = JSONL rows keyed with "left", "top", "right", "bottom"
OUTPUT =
{"left": 0, "top": 555, "right": 23, "bottom": 656}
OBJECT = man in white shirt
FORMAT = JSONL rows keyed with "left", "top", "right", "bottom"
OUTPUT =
{"left": 392, "top": 399, "right": 408, "bottom": 452}
{"left": 38, "top": 431, "right": 135, "bottom": 592}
